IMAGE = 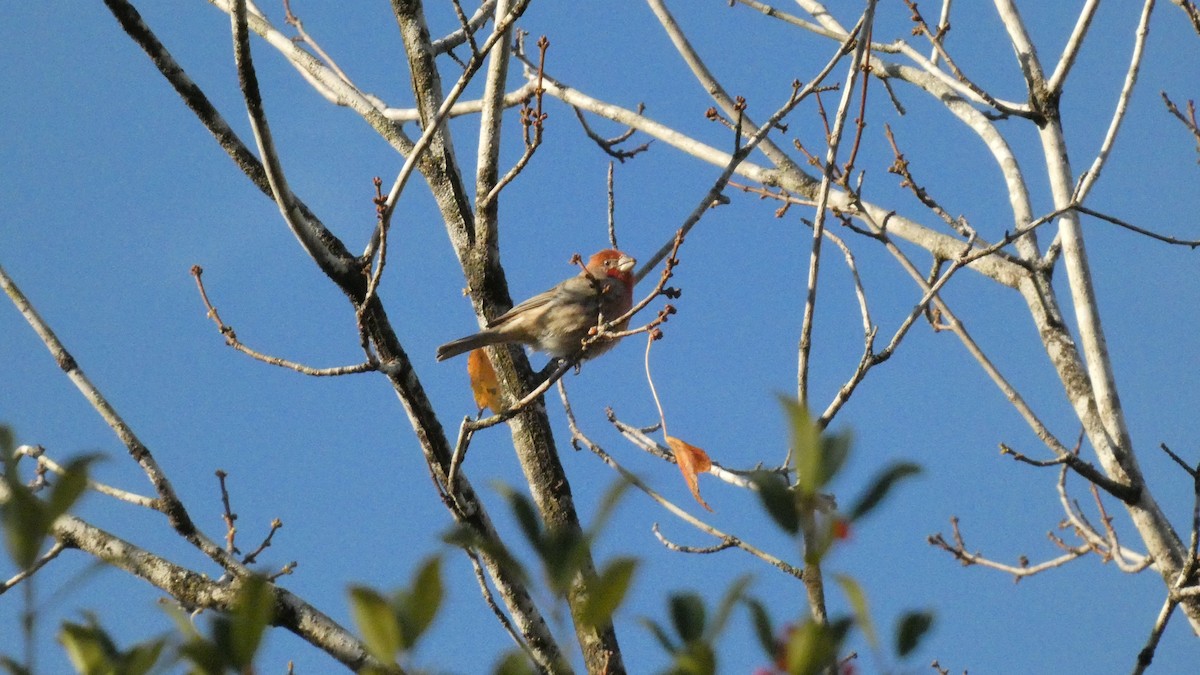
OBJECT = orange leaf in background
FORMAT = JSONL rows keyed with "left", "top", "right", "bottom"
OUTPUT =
{"left": 833, "top": 517, "right": 851, "bottom": 540}
{"left": 467, "top": 348, "right": 503, "bottom": 412}
{"left": 666, "top": 435, "right": 713, "bottom": 512}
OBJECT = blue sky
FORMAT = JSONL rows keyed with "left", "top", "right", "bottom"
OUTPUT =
{"left": 3, "top": 1, "right": 1199, "bottom": 672}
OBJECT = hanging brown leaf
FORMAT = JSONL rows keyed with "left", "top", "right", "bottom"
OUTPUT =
{"left": 467, "top": 348, "right": 503, "bottom": 412}
{"left": 666, "top": 435, "right": 713, "bottom": 512}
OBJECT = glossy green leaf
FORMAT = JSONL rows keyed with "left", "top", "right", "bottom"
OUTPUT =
{"left": 669, "top": 592, "right": 706, "bottom": 643}
{"left": 848, "top": 462, "right": 921, "bottom": 522}
{"left": 349, "top": 586, "right": 401, "bottom": 664}
{"left": 178, "top": 636, "right": 224, "bottom": 675}
{"left": 121, "top": 639, "right": 166, "bottom": 675}
{"left": 229, "top": 574, "right": 274, "bottom": 667}
{"left": 0, "top": 655, "right": 32, "bottom": 675}
{"left": 441, "top": 524, "right": 529, "bottom": 586}
{"left": 160, "top": 603, "right": 202, "bottom": 641}
{"left": 817, "top": 432, "right": 852, "bottom": 488}
{"left": 497, "top": 485, "right": 543, "bottom": 549}
{"left": 638, "top": 617, "right": 677, "bottom": 653}
{"left": 398, "top": 557, "right": 442, "bottom": 648}
{"left": 743, "top": 597, "right": 776, "bottom": 658}
{"left": 46, "top": 455, "right": 99, "bottom": 522}
{"left": 783, "top": 617, "right": 852, "bottom": 675}
{"left": 895, "top": 610, "right": 934, "bottom": 657}
{"left": 673, "top": 640, "right": 716, "bottom": 675}
{"left": 752, "top": 471, "right": 799, "bottom": 534}
{"left": 542, "top": 528, "right": 587, "bottom": 595}
{"left": 585, "top": 479, "right": 631, "bottom": 541}
{"left": 706, "top": 575, "right": 751, "bottom": 640}
{"left": 833, "top": 573, "right": 876, "bottom": 648}
{"left": 779, "top": 397, "right": 822, "bottom": 496}
{"left": 59, "top": 621, "right": 118, "bottom": 674}
{"left": 492, "top": 649, "right": 537, "bottom": 675}
{"left": 580, "top": 557, "right": 638, "bottom": 627}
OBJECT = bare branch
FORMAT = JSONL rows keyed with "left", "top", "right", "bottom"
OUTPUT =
{"left": 191, "top": 266, "right": 378, "bottom": 376}
{"left": 1072, "top": 0, "right": 1156, "bottom": 202}
{"left": 0, "top": 542, "right": 66, "bottom": 596}
{"left": 1, "top": 264, "right": 243, "bottom": 573}
{"left": 560, "top": 383, "right": 804, "bottom": 580}
{"left": 1046, "top": 0, "right": 1102, "bottom": 95}
{"left": 1160, "top": 92, "right": 1200, "bottom": 158}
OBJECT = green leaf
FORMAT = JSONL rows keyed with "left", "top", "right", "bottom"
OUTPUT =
{"left": 752, "top": 471, "right": 799, "bottom": 534}
{"left": 121, "top": 639, "right": 167, "bottom": 675}
{"left": 441, "top": 524, "right": 529, "bottom": 586}
{"left": 580, "top": 557, "right": 638, "bottom": 627}
{"left": 895, "top": 610, "right": 934, "bottom": 657}
{"left": 705, "top": 575, "right": 751, "bottom": 640}
{"left": 46, "top": 455, "right": 99, "bottom": 522}
{"left": 229, "top": 574, "right": 274, "bottom": 667}
{"left": 161, "top": 603, "right": 203, "bottom": 641}
{"left": 349, "top": 586, "right": 402, "bottom": 664}
{"left": 492, "top": 649, "right": 537, "bottom": 675}
{"left": 585, "top": 479, "right": 631, "bottom": 541}
{"left": 743, "top": 597, "right": 776, "bottom": 658}
{"left": 178, "top": 636, "right": 225, "bottom": 675}
{"left": 397, "top": 557, "right": 442, "bottom": 648}
{"left": 833, "top": 574, "right": 876, "bottom": 648}
{"left": 59, "top": 621, "right": 119, "bottom": 674}
{"left": 638, "top": 617, "right": 677, "bottom": 653}
{"left": 847, "top": 462, "right": 921, "bottom": 522}
{"left": 783, "top": 618, "right": 852, "bottom": 675}
{"left": 497, "top": 485, "right": 543, "bottom": 549}
{"left": 0, "top": 426, "right": 13, "bottom": 455}
{"left": 669, "top": 592, "right": 706, "bottom": 643}
{"left": 2, "top": 476, "right": 48, "bottom": 569}
{"left": 817, "top": 432, "right": 852, "bottom": 488}
{"left": 0, "top": 655, "right": 31, "bottom": 675}
{"left": 779, "top": 397, "right": 822, "bottom": 496}
{"left": 541, "top": 527, "right": 588, "bottom": 596}
{"left": 673, "top": 640, "right": 716, "bottom": 675}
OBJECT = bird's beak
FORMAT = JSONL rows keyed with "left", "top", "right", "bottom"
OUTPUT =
{"left": 618, "top": 255, "right": 636, "bottom": 273}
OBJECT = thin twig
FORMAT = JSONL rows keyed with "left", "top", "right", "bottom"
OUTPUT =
{"left": 282, "top": 0, "right": 354, "bottom": 85}
{"left": 216, "top": 469, "right": 239, "bottom": 556}
{"left": 607, "top": 162, "right": 618, "bottom": 248}
{"left": 572, "top": 104, "right": 652, "bottom": 162}
{"left": 1075, "top": 205, "right": 1200, "bottom": 249}
{"left": 465, "top": 548, "right": 542, "bottom": 667}
{"left": 431, "top": 0, "right": 497, "bottom": 55}
{"left": 0, "top": 543, "right": 66, "bottom": 596}
{"left": 479, "top": 35, "right": 549, "bottom": 209}
{"left": 1134, "top": 594, "right": 1178, "bottom": 674}
{"left": 191, "top": 266, "right": 378, "bottom": 376}
{"left": 928, "top": 516, "right": 1088, "bottom": 580}
{"left": 651, "top": 523, "right": 737, "bottom": 554}
{"left": 1071, "top": 0, "right": 1156, "bottom": 202}
{"left": 242, "top": 518, "right": 283, "bottom": 566}
{"left": 0, "top": 263, "right": 243, "bottom": 573}
{"left": 798, "top": 1, "right": 876, "bottom": 407}
{"left": 14, "top": 445, "right": 155, "bottom": 509}
{"left": 560, "top": 383, "right": 804, "bottom": 580}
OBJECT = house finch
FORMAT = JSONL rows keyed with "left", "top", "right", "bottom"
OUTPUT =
{"left": 436, "top": 249, "right": 636, "bottom": 362}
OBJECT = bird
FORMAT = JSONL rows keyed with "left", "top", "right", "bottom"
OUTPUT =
{"left": 436, "top": 249, "right": 637, "bottom": 362}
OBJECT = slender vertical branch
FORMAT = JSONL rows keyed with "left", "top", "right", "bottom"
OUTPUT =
{"left": 798, "top": 1, "right": 875, "bottom": 407}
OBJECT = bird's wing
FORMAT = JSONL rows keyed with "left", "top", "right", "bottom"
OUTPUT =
{"left": 486, "top": 287, "right": 557, "bottom": 327}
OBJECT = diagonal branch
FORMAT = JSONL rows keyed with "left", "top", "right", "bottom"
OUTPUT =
{"left": 0, "top": 263, "right": 243, "bottom": 573}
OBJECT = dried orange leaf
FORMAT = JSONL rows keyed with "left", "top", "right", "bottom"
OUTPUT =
{"left": 666, "top": 435, "right": 713, "bottom": 512}
{"left": 467, "top": 349, "right": 502, "bottom": 412}
{"left": 833, "top": 517, "right": 851, "bottom": 541}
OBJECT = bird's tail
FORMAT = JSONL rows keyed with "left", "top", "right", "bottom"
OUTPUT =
{"left": 435, "top": 330, "right": 508, "bottom": 361}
